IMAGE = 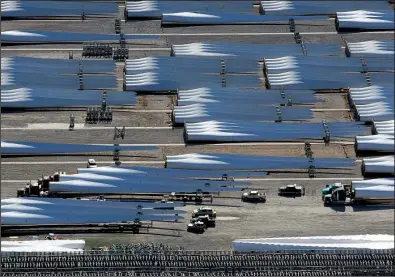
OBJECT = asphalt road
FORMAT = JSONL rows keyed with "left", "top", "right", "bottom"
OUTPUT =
{"left": 1, "top": 7, "right": 393, "bottom": 250}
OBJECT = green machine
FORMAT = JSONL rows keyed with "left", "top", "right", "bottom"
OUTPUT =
{"left": 322, "top": 183, "right": 343, "bottom": 200}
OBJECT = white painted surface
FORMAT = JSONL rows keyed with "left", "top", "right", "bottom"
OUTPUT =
{"left": 232, "top": 234, "right": 395, "bottom": 252}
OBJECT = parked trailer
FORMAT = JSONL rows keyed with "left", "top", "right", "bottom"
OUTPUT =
{"left": 323, "top": 181, "right": 394, "bottom": 206}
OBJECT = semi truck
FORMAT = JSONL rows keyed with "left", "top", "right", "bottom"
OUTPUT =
{"left": 321, "top": 183, "right": 343, "bottom": 200}
{"left": 323, "top": 182, "right": 394, "bottom": 206}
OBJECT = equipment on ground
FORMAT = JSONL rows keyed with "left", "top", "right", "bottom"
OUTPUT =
{"left": 114, "top": 126, "right": 126, "bottom": 140}
{"left": 187, "top": 221, "right": 206, "bottom": 233}
{"left": 87, "top": 159, "right": 98, "bottom": 168}
{"left": 98, "top": 221, "right": 142, "bottom": 234}
{"left": 278, "top": 184, "right": 305, "bottom": 196}
{"left": 85, "top": 91, "right": 113, "bottom": 124}
{"left": 192, "top": 207, "right": 217, "bottom": 218}
{"left": 191, "top": 215, "right": 216, "bottom": 228}
{"left": 69, "top": 114, "right": 75, "bottom": 131}
{"left": 242, "top": 190, "right": 266, "bottom": 203}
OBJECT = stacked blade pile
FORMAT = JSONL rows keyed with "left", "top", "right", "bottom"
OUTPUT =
{"left": 349, "top": 85, "right": 394, "bottom": 123}
{"left": 345, "top": 40, "right": 394, "bottom": 58}
{"left": 351, "top": 178, "right": 394, "bottom": 200}
{"left": 77, "top": 165, "right": 269, "bottom": 179}
{"left": 177, "top": 87, "right": 318, "bottom": 105}
{"left": 171, "top": 42, "right": 341, "bottom": 58}
{"left": 2, "top": 240, "right": 86, "bottom": 253}
{"left": 184, "top": 120, "right": 367, "bottom": 143}
{"left": 260, "top": 1, "right": 390, "bottom": 16}
{"left": 264, "top": 56, "right": 394, "bottom": 73}
{"left": 359, "top": 121, "right": 394, "bottom": 176}
{"left": 233, "top": 234, "right": 395, "bottom": 252}
{"left": 173, "top": 104, "right": 312, "bottom": 124}
{"left": 372, "top": 120, "right": 394, "bottom": 135}
{"left": 124, "top": 57, "right": 262, "bottom": 92}
{"left": 1, "top": 1, "right": 119, "bottom": 19}
{"left": 1, "top": 141, "right": 157, "bottom": 156}
{"left": 161, "top": 12, "right": 326, "bottom": 26}
{"left": 1, "top": 87, "right": 137, "bottom": 109}
{"left": 355, "top": 134, "right": 394, "bottom": 153}
{"left": 362, "top": 156, "right": 394, "bottom": 176}
{"left": 1, "top": 57, "right": 117, "bottom": 91}
{"left": 126, "top": 1, "right": 254, "bottom": 19}
{"left": 1, "top": 30, "right": 157, "bottom": 44}
{"left": 166, "top": 153, "right": 355, "bottom": 170}
{"left": 1, "top": 198, "right": 185, "bottom": 226}
{"left": 335, "top": 10, "right": 394, "bottom": 31}
{"left": 48, "top": 171, "right": 249, "bottom": 195}
{"left": 126, "top": 0, "right": 327, "bottom": 25}
{"left": 264, "top": 56, "right": 394, "bottom": 89}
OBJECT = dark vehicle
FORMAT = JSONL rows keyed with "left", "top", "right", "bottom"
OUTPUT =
{"left": 187, "top": 221, "right": 206, "bottom": 233}
{"left": 242, "top": 190, "right": 267, "bottom": 203}
{"left": 191, "top": 215, "right": 216, "bottom": 228}
{"left": 278, "top": 184, "right": 305, "bottom": 196}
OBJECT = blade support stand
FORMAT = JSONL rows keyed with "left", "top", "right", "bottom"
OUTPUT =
{"left": 275, "top": 106, "right": 282, "bottom": 122}
{"left": 322, "top": 120, "right": 331, "bottom": 144}
{"left": 69, "top": 114, "right": 75, "bottom": 131}
{"left": 113, "top": 143, "right": 121, "bottom": 166}
{"left": 114, "top": 126, "right": 126, "bottom": 140}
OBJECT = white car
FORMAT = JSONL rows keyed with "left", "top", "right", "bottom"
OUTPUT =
{"left": 87, "top": 159, "right": 97, "bottom": 168}
{"left": 192, "top": 207, "right": 216, "bottom": 218}
{"left": 242, "top": 190, "right": 266, "bottom": 202}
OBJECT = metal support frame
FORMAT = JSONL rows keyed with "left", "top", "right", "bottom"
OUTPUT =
{"left": 119, "top": 33, "right": 126, "bottom": 48}
{"left": 275, "top": 106, "right": 282, "bottom": 122}
{"left": 322, "top": 120, "right": 331, "bottom": 144}
{"left": 289, "top": 18, "right": 296, "bottom": 33}
{"left": 280, "top": 89, "right": 285, "bottom": 99}
{"left": 360, "top": 57, "right": 372, "bottom": 86}
{"left": 113, "top": 47, "right": 129, "bottom": 61}
{"left": 365, "top": 72, "right": 372, "bottom": 86}
{"left": 287, "top": 96, "right": 293, "bottom": 106}
{"left": 101, "top": 91, "right": 107, "bottom": 111}
{"left": 220, "top": 59, "right": 227, "bottom": 87}
{"left": 220, "top": 59, "right": 226, "bottom": 75}
{"left": 82, "top": 43, "right": 113, "bottom": 58}
{"left": 85, "top": 91, "right": 113, "bottom": 124}
{"left": 305, "top": 142, "right": 315, "bottom": 178}
{"left": 221, "top": 74, "right": 227, "bottom": 88}
{"left": 360, "top": 58, "right": 368, "bottom": 73}
{"left": 300, "top": 41, "right": 307, "bottom": 55}
{"left": 280, "top": 90, "right": 292, "bottom": 106}
{"left": 114, "top": 126, "right": 126, "bottom": 140}
{"left": 304, "top": 142, "right": 313, "bottom": 158}
{"left": 68, "top": 51, "right": 73, "bottom": 60}
{"left": 308, "top": 159, "right": 316, "bottom": 178}
{"left": 115, "top": 19, "right": 121, "bottom": 34}
{"left": 69, "top": 114, "right": 75, "bottom": 131}
{"left": 294, "top": 32, "right": 302, "bottom": 44}
{"left": 78, "top": 63, "right": 84, "bottom": 90}
{"left": 113, "top": 144, "right": 121, "bottom": 166}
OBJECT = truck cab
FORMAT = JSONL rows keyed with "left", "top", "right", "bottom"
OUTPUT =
{"left": 322, "top": 183, "right": 343, "bottom": 200}
{"left": 324, "top": 187, "right": 348, "bottom": 206}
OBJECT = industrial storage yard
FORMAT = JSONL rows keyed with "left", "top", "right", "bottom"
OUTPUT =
{"left": 1, "top": 0, "right": 395, "bottom": 276}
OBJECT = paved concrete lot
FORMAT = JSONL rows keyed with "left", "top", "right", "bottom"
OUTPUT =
{"left": 2, "top": 11, "right": 394, "bottom": 250}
